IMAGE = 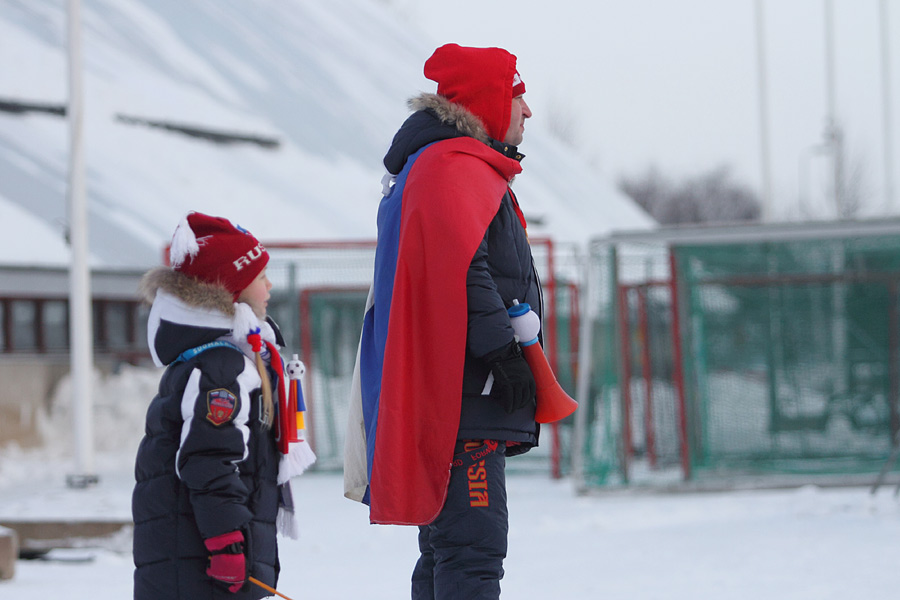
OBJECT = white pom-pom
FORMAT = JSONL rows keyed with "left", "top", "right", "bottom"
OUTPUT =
{"left": 169, "top": 214, "right": 199, "bottom": 267}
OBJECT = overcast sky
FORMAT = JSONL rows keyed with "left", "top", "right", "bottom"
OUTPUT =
{"left": 398, "top": 0, "right": 899, "bottom": 222}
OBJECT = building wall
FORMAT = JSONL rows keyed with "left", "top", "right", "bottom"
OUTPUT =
{"left": 0, "top": 267, "right": 148, "bottom": 448}
{"left": 0, "top": 355, "right": 139, "bottom": 448}
{"left": 1, "top": 356, "right": 70, "bottom": 447}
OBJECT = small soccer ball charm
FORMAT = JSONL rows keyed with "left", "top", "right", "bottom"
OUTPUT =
{"left": 286, "top": 355, "right": 305, "bottom": 380}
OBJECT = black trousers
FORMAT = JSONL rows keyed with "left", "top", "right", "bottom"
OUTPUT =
{"left": 411, "top": 441, "right": 508, "bottom": 600}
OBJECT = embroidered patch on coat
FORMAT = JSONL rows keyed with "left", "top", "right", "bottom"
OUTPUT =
{"left": 206, "top": 389, "right": 237, "bottom": 425}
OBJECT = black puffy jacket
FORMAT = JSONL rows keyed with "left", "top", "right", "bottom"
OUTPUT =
{"left": 384, "top": 93, "right": 541, "bottom": 454}
{"left": 133, "top": 268, "right": 282, "bottom": 600}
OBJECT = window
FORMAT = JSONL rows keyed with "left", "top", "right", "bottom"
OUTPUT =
{"left": 0, "top": 297, "right": 145, "bottom": 356}
{"left": 11, "top": 301, "right": 37, "bottom": 351}
{"left": 92, "top": 302, "right": 105, "bottom": 349}
{"left": 105, "top": 302, "right": 132, "bottom": 350}
{"left": 43, "top": 300, "right": 68, "bottom": 351}
{"left": 0, "top": 300, "right": 5, "bottom": 351}
{"left": 135, "top": 303, "right": 150, "bottom": 350}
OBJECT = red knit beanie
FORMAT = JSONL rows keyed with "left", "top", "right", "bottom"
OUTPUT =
{"left": 424, "top": 43, "right": 526, "bottom": 141}
{"left": 168, "top": 212, "right": 269, "bottom": 299}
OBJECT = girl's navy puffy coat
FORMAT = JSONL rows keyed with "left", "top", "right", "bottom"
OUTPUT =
{"left": 133, "top": 268, "right": 282, "bottom": 600}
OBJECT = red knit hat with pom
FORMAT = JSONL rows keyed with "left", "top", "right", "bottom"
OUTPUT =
{"left": 424, "top": 43, "right": 526, "bottom": 142}
{"left": 168, "top": 211, "right": 269, "bottom": 299}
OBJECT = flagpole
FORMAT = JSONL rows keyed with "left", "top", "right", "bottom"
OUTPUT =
{"left": 881, "top": 0, "right": 895, "bottom": 215}
{"left": 754, "top": 0, "right": 774, "bottom": 222}
{"left": 823, "top": 0, "right": 844, "bottom": 218}
{"left": 66, "top": 0, "right": 97, "bottom": 488}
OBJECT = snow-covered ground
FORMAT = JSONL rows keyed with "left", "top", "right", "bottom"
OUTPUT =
{"left": 2, "top": 446, "right": 900, "bottom": 599}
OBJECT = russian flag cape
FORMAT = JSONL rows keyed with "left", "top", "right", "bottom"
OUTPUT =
{"left": 344, "top": 136, "right": 522, "bottom": 525}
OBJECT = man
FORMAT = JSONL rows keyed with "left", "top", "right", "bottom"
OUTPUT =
{"left": 345, "top": 43, "right": 540, "bottom": 599}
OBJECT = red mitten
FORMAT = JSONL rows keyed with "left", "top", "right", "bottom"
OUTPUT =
{"left": 204, "top": 530, "right": 246, "bottom": 593}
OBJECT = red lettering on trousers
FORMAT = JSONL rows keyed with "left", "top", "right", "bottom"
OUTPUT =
{"left": 465, "top": 441, "right": 489, "bottom": 507}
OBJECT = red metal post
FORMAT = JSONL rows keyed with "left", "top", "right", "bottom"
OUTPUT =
{"left": 637, "top": 285, "right": 657, "bottom": 468}
{"left": 293, "top": 285, "right": 370, "bottom": 459}
{"left": 544, "top": 240, "right": 563, "bottom": 479}
{"left": 539, "top": 238, "right": 559, "bottom": 372}
{"left": 569, "top": 282, "right": 580, "bottom": 383}
{"left": 531, "top": 238, "right": 564, "bottom": 479}
{"left": 668, "top": 249, "right": 692, "bottom": 481}
{"left": 616, "top": 284, "right": 634, "bottom": 479}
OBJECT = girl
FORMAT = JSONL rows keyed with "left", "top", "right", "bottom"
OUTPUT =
{"left": 133, "top": 212, "right": 314, "bottom": 599}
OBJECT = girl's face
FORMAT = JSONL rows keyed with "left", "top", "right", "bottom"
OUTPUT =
{"left": 238, "top": 268, "right": 272, "bottom": 319}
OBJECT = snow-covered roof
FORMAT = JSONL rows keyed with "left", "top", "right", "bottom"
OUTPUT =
{"left": 0, "top": 0, "right": 652, "bottom": 269}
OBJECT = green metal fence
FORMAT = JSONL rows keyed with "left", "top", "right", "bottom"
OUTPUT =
{"left": 577, "top": 220, "right": 900, "bottom": 489}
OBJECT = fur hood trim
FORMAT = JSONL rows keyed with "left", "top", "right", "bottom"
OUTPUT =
{"left": 140, "top": 267, "right": 236, "bottom": 316}
{"left": 409, "top": 93, "right": 491, "bottom": 145}
{"left": 141, "top": 267, "right": 276, "bottom": 367}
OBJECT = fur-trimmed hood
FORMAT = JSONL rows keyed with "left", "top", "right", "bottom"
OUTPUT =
{"left": 423, "top": 44, "right": 524, "bottom": 142}
{"left": 410, "top": 93, "right": 491, "bottom": 144}
{"left": 383, "top": 93, "right": 501, "bottom": 176}
{"left": 140, "top": 267, "right": 280, "bottom": 367}
{"left": 140, "top": 267, "right": 236, "bottom": 317}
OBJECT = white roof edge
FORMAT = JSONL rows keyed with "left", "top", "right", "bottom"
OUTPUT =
{"left": 591, "top": 217, "right": 900, "bottom": 248}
